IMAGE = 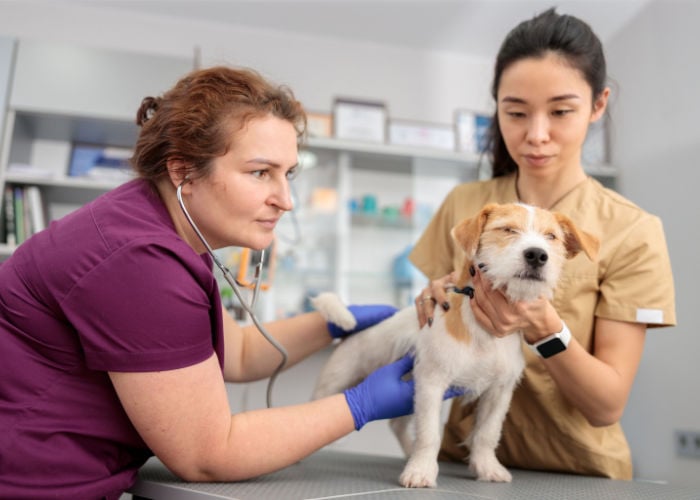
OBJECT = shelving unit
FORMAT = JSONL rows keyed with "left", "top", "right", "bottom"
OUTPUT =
{"left": 0, "top": 38, "right": 620, "bottom": 312}
{"left": 288, "top": 137, "right": 617, "bottom": 310}
{"left": 0, "top": 39, "right": 192, "bottom": 260}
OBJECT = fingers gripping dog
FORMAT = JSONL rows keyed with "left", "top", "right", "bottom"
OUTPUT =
{"left": 312, "top": 202, "right": 599, "bottom": 487}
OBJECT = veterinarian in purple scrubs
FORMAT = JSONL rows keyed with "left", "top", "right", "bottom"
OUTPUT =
{"left": 0, "top": 66, "right": 434, "bottom": 498}
{"left": 412, "top": 8, "right": 676, "bottom": 480}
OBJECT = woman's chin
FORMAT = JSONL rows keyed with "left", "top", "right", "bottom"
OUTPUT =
{"left": 246, "top": 235, "right": 275, "bottom": 251}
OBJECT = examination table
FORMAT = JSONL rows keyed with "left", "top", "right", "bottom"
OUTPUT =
{"left": 128, "top": 449, "right": 700, "bottom": 499}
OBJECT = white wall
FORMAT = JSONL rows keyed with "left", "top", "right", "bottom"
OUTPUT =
{"left": 0, "top": 2, "right": 492, "bottom": 123}
{"left": 607, "top": 0, "right": 700, "bottom": 487}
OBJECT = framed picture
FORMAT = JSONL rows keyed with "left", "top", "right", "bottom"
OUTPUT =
{"left": 333, "top": 98, "right": 387, "bottom": 143}
{"left": 306, "top": 112, "right": 333, "bottom": 138}
{"left": 455, "top": 110, "right": 492, "bottom": 154}
{"left": 388, "top": 119, "right": 456, "bottom": 151}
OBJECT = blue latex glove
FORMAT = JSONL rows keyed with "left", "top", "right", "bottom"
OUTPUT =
{"left": 327, "top": 304, "right": 398, "bottom": 339}
{"left": 343, "top": 355, "right": 466, "bottom": 430}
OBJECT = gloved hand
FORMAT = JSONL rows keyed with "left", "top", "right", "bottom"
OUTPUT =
{"left": 327, "top": 304, "right": 398, "bottom": 339}
{"left": 343, "top": 355, "right": 467, "bottom": 430}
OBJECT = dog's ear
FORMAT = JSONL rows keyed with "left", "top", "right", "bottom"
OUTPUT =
{"left": 554, "top": 212, "right": 600, "bottom": 261}
{"left": 451, "top": 203, "right": 499, "bottom": 256}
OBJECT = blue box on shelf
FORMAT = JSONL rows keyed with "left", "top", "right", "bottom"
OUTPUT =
{"left": 68, "top": 144, "right": 133, "bottom": 181}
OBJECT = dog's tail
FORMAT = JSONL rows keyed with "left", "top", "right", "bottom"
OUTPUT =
{"left": 310, "top": 292, "right": 356, "bottom": 331}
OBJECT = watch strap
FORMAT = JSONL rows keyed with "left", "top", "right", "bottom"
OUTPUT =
{"left": 527, "top": 322, "right": 571, "bottom": 358}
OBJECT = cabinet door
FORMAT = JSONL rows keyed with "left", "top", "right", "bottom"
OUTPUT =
{"left": 10, "top": 40, "right": 192, "bottom": 120}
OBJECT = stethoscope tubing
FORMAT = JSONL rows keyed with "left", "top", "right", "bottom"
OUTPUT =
{"left": 176, "top": 180, "right": 288, "bottom": 408}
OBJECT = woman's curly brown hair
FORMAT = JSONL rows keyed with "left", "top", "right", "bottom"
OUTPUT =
{"left": 131, "top": 66, "right": 307, "bottom": 182}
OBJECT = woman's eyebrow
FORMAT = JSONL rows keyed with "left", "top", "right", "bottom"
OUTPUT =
{"left": 247, "top": 158, "right": 299, "bottom": 170}
{"left": 549, "top": 93, "right": 581, "bottom": 102}
{"left": 500, "top": 96, "right": 526, "bottom": 104}
{"left": 500, "top": 93, "right": 581, "bottom": 104}
{"left": 247, "top": 157, "right": 277, "bottom": 166}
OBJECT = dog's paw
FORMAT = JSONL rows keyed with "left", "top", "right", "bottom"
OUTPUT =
{"left": 310, "top": 292, "right": 356, "bottom": 330}
{"left": 469, "top": 456, "right": 512, "bottom": 483}
{"left": 399, "top": 457, "right": 438, "bottom": 488}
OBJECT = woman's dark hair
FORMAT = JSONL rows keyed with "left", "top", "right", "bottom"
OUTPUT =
{"left": 131, "top": 66, "right": 307, "bottom": 182}
{"left": 488, "top": 8, "right": 607, "bottom": 177}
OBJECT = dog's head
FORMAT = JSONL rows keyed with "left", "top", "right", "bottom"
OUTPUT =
{"left": 451, "top": 203, "right": 599, "bottom": 302}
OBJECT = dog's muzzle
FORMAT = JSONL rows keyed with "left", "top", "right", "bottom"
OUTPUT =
{"left": 524, "top": 247, "right": 548, "bottom": 269}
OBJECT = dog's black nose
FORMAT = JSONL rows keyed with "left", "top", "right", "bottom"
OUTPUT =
{"left": 524, "top": 247, "right": 548, "bottom": 268}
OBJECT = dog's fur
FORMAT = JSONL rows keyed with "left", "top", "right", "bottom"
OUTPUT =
{"left": 312, "top": 202, "right": 599, "bottom": 487}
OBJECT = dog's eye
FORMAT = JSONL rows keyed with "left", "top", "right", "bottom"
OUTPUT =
{"left": 544, "top": 232, "right": 556, "bottom": 240}
{"left": 501, "top": 226, "right": 518, "bottom": 234}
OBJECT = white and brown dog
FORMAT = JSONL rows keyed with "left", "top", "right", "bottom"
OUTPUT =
{"left": 312, "top": 202, "right": 599, "bottom": 487}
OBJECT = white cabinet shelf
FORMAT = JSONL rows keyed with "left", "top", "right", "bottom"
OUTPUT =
{"left": 3, "top": 172, "right": 124, "bottom": 192}
{"left": 307, "top": 136, "right": 482, "bottom": 164}
{"left": 10, "top": 40, "right": 192, "bottom": 122}
{"left": 0, "top": 40, "right": 193, "bottom": 260}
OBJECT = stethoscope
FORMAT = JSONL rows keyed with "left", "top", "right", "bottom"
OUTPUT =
{"left": 176, "top": 178, "right": 288, "bottom": 408}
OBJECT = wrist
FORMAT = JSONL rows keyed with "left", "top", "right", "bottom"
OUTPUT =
{"left": 523, "top": 304, "right": 563, "bottom": 344}
{"left": 526, "top": 321, "right": 571, "bottom": 359}
{"left": 343, "top": 386, "right": 367, "bottom": 430}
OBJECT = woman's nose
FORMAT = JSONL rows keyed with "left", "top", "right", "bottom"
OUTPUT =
{"left": 526, "top": 115, "right": 550, "bottom": 144}
{"left": 271, "top": 180, "right": 294, "bottom": 211}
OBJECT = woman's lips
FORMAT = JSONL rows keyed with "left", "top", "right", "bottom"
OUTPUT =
{"left": 257, "top": 218, "right": 279, "bottom": 229}
{"left": 524, "top": 154, "right": 551, "bottom": 167}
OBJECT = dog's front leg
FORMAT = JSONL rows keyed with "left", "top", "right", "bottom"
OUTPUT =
{"left": 389, "top": 415, "right": 413, "bottom": 456}
{"left": 467, "top": 380, "right": 517, "bottom": 482}
{"left": 398, "top": 376, "right": 446, "bottom": 488}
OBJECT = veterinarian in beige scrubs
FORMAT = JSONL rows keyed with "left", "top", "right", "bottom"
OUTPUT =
{"left": 411, "top": 9, "right": 676, "bottom": 480}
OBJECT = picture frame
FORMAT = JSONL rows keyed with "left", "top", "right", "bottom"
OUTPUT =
{"left": 306, "top": 112, "right": 333, "bottom": 138}
{"left": 333, "top": 98, "right": 387, "bottom": 143}
{"left": 388, "top": 119, "right": 456, "bottom": 151}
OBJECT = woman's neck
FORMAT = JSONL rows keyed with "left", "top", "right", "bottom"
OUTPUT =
{"left": 515, "top": 167, "right": 587, "bottom": 210}
{"left": 155, "top": 177, "right": 208, "bottom": 254}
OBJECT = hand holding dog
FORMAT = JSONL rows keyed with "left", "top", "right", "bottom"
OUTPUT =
{"left": 470, "top": 269, "right": 563, "bottom": 343}
{"left": 343, "top": 355, "right": 465, "bottom": 430}
{"left": 327, "top": 304, "right": 398, "bottom": 339}
{"left": 416, "top": 271, "right": 459, "bottom": 328}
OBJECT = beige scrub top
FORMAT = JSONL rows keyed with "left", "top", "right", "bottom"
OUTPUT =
{"left": 409, "top": 173, "right": 676, "bottom": 480}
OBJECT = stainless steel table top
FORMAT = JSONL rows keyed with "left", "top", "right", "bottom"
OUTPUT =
{"left": 129, "top": 449, "right": 700, "bottom": 499}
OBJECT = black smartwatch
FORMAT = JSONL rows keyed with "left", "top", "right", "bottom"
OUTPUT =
{"left": 527, "top": 322, "right": 571, "bottom": 359}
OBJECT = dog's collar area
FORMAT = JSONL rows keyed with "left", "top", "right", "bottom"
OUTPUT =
{"left": 452, "top": 285, "right": 474, "bottom": 298}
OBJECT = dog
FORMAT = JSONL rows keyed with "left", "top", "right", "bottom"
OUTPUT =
{"left": 311, "top": 202, "right": 599, "bottom": 487}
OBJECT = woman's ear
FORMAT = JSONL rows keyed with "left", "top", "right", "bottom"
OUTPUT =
{"left": 590, "top": 87, "right": 610, "bottom": 123}
{"left": 166, "top": 158, "right": 188, "bottom": 189}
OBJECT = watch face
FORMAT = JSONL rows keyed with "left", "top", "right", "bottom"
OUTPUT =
{"left": 536, "top": 338, "right": 567, "bottom": 358}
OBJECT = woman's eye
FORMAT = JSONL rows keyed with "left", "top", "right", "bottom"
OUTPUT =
{"left": 506, "top": 111, "right": 525, "bottom": 118}
{"left": 252, "top": 169, "right": 268, "bottom": 179}
{"left": 552, "top": 109, "right": 573, "bottom": 117}
{"left": 286, "top": 166, "right": 299, "bottom": 180}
